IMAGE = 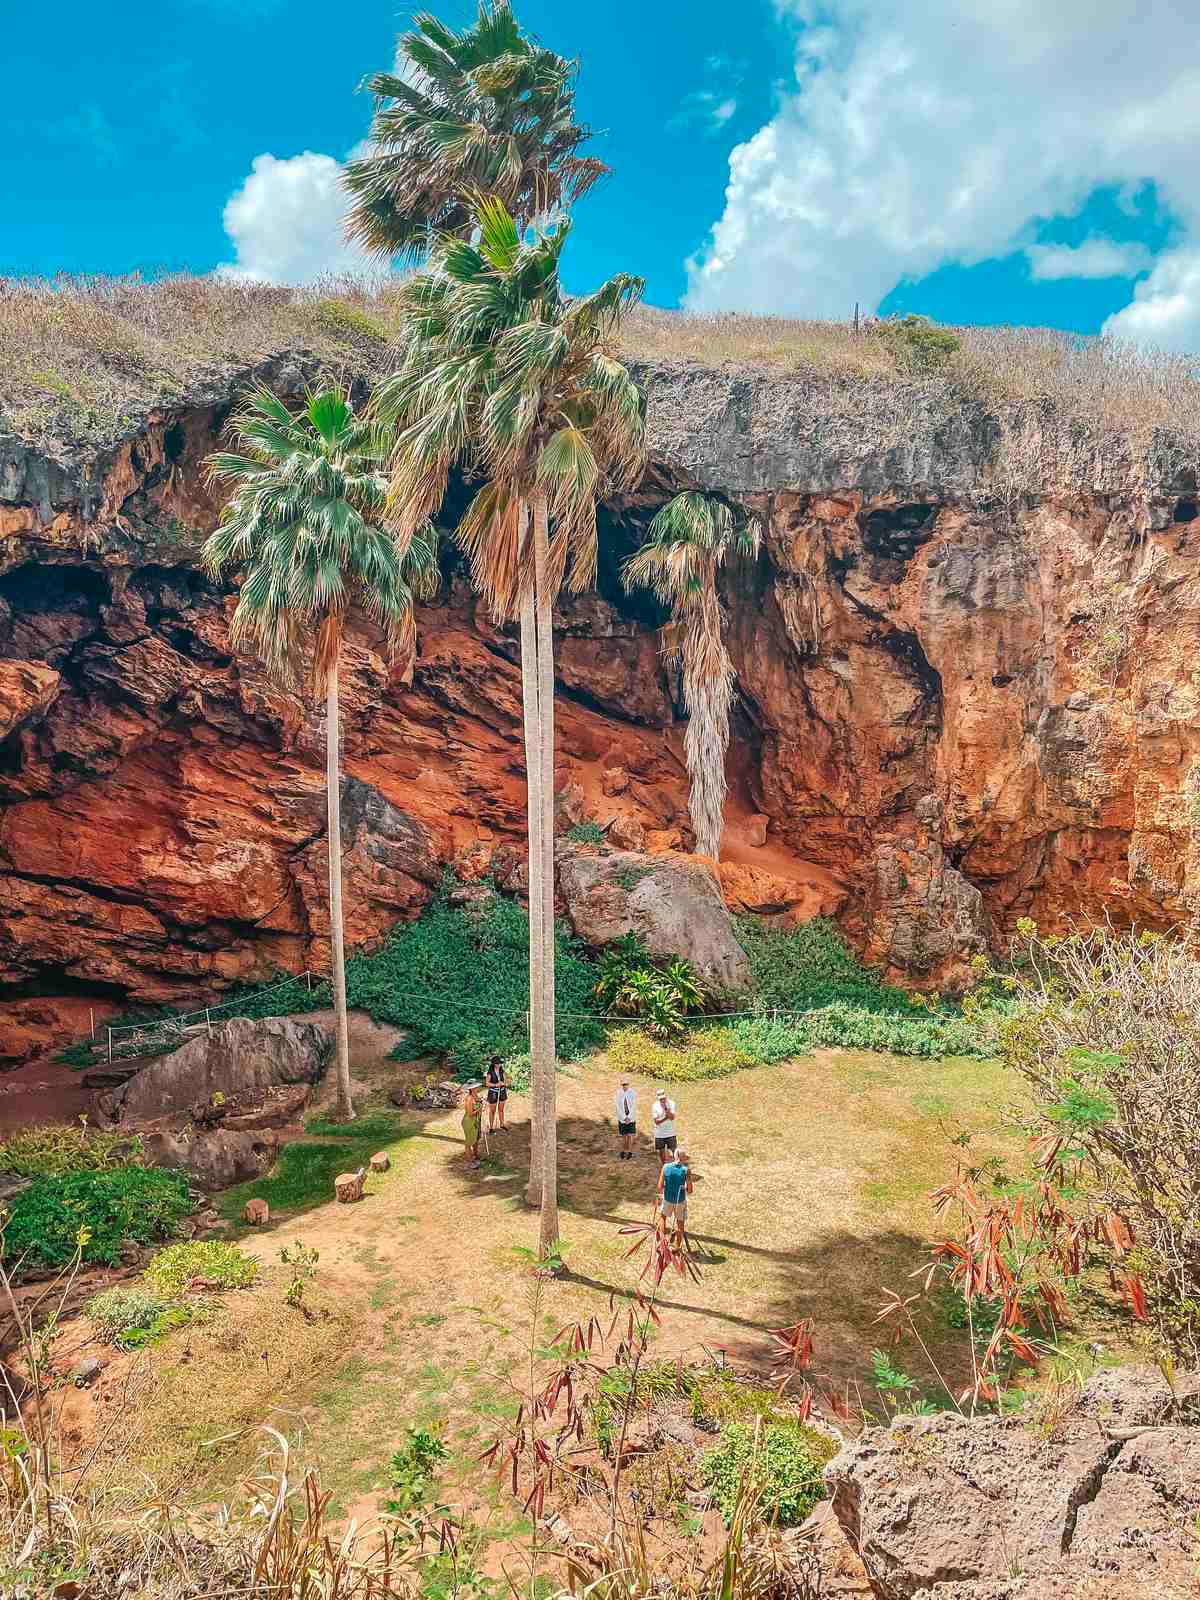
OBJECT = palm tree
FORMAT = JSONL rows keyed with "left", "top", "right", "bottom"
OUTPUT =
{"left": 373, "top": 200, "right": 645, "bottom": 1254}
{"left": 623, "top": 492, "right": 761, "bottom": 861}
{"left": 344, "top": 1, "right": 607, "bottom": 262}
{"left": 203, "top": 387, "right": 438, "bottom": 1122}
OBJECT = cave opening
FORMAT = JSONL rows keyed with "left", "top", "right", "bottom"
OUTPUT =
{"left": 1174, "top": 498, "right": 1198, "bottom": 524}
{"left": 859, "top": 503, "right": 939, "bottom": 561}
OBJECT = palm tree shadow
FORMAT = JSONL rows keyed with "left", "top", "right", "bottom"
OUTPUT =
{"left": 443, "top": 1110, "right": 945, "bottom": 1382}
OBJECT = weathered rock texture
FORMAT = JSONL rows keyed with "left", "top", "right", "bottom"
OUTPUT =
{"left": 558, "top": 844, "right": 752, "bottom": 994}
{"left": 105, "top": 1016, "right": 328, "bottom": 1122}
{"left": 3, "top": 357, "right": 1199, "bottom": 1059}
{"left": 826, "top": 1365, "right": 1200, "bottom": 1599}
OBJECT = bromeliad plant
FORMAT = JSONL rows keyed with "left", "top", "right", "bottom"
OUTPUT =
{"left": 203, "top": 388, "right": 439, "bottom": 1123}
{"left": 374, "top": 198, "right": 646, "bottom": 1256}
{"left": 593, "top": 933, "right": 705, "bottom": 1039}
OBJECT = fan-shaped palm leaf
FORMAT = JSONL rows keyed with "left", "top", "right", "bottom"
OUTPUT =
{"left": 344, "top": 1, "right": 607, "bottom": 260}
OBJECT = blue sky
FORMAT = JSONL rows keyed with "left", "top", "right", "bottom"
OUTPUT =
{"left": 6, "top": 0, "right": 1200, "bottom": 348}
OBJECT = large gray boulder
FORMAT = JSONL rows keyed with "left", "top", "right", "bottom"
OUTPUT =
{"left": 107, "top": 1015, "right": 328, "bottom": 1123}
{"left": 138, "top": 1126, "right": 280, "bottom": 1190}
{"left": 557, "top": 845, "right": 752, "bottom": 995}
{"left": 825, "top": 1365, "right": 1200, "bottom": 1599}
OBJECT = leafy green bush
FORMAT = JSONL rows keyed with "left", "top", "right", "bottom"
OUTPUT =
{"left": 877, "top": 313, "right": 961, "bottom": 373}
{"left": 734, "top": 918, "right": 988, "bottom": 1059}
{"left": 353, "top": 881, "right": 602, "bottom": 1073}
{"left": 384, "top": 1426, "right": 449, "bottom": 1514}
{"left": 702, "top": 1419, "right": 835, "bottom": 1526}
{"left": 566, "top": 820, "right": 606, "bottom": 846}
{"left": 4, "top": 1168, "right": 192, "bottom": 1270}
{"left": 85, "top": 1285, "right": 199, "bottom": 1349}
{"left": 594, "top": 933, "right": 705, "bottom": 1039}
{"left": 144, "top": 1239, "right": 258, "bottom": 1295}
{"left": 606, "top": 1026, "right": 752, "bottom": 1083}
{"left": 0, "top": 1120, "right": 140, "bottom": 1178}
{"left": 723, "top": 1013, "right": 813, "bottom": 1063}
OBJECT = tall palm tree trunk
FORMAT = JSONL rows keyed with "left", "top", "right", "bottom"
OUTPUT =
{"left": 532, "top": 490, "right": 559, "bottom": 1255}
{"left": 326, "top": 664, "right": 355, "bottom": 1121}
{"left": 519, "top": 501, "right": 545, "bottom": 1208}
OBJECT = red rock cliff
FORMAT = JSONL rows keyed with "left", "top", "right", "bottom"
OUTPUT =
{"left": 2, "top": 353, "right": 1197, "bottom": 1061}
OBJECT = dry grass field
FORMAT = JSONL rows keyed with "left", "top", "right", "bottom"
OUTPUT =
{"left": 4, "top": 272, "right": 1200, "bottom": 472}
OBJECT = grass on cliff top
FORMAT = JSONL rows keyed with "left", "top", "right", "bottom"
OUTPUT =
{"left": 4, "top": 272, "right": 1200, "bottom": 477}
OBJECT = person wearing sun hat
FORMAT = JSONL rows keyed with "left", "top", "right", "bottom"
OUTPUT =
{"left": 461, "top": 1081, "right": 483, "bottom": 1166}
{"left": 615, "top": 1075, "right": 637, "bottom": 1160}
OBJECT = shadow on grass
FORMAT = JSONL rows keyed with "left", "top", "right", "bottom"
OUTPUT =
{"left": 439, "top": 1111, "right": 944, "bottom": 1379}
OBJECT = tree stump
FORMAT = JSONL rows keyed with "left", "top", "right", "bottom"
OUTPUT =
{"left": 369, "top": 1151, "right": 390, "bottom": 1173}
{"left": 243, "top": 1198, "right": 269, "bottom": 1225}
{"left": 335, "top": 1166, "right": 366, "bottom": 1203}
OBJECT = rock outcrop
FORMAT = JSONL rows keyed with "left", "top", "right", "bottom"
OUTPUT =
{"left": 558, "top": 844, "right": 753, "bottom": 994}
{"left": 104, "top": 1016, "right": 328, "bottom": 1122}
{"left": 826, "top": 1365, "right": 1200, "bottom": 1598}
{"left": 3, "top": 355, "right": 1200, "bottom": 1059}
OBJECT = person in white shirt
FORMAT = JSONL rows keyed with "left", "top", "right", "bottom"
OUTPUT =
{"left": 651, "top": 1088, "right": 678, "bottom": 1164}
{"left": 614, "top": 1077, "right": 637, "bottom": 1160}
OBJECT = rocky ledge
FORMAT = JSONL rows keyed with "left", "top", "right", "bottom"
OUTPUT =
{"left": 826, "top": 1364, "right": 1200, "bottom": 1599}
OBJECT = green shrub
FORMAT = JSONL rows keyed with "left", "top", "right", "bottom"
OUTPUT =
{"left": 3, "top": 1168, "right": 192, "bottom": 1270}
{"left": 594, "top": 933, "right": 705, "bottom": 1039}
{"left": 724, "top": 1013, "right": 813, "bottom": 1063}
{"left": 606, "top": 1026, "right": 753, "bottom": 1083}
{"left": 144, "top": 1239, "right": 258, "bottom": 1295}
{"left": 702, "top": 1419, "right": 835, "bottom": 1526}
{"left": 85, "top": 1285, "right": 198, "bottom": 1349}
{"left": 0, "top": 1120, "right": 140, "bottom": 1178}
{"left": 314, "top": 298, "right": 388, "bottom": 345}
{"left": 877, "top": 313, "right": 961, "bottom": 373}
{"left": 734, "top": 918, "right": 989, "bottom": 1059}
{"left": 384, "top": 1426, "right": 449, "bottom": 1514}
{"left": 566, "top": 820, "right": 606, "bottom": 845}
{"left": 356, "top": 880, "right": 602, "bottom": 1072}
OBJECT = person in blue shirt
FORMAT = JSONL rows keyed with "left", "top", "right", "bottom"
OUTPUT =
{"left": 656, "top": 1148, "right": 693, "bottom": 1247}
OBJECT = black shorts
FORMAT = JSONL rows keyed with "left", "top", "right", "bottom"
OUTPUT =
{"left": 655, "top": 1135, "right": 677, "bottom": 1153}
{"left": 487, "top": 1088, "right": 507, "bottom": 1103}
{"left": 617, "top": 1120, "right": 635, "bottom": 1136}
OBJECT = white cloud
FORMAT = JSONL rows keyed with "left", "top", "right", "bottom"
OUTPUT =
{"left": 672, "top": 57, "right": 744, "bottom": 134}
{"left": 1103, "top": 246, "right": 1200, "bottom": 351}
{"left": 217, "top": 148, "right": 375, "bottom": 285}
{"left": 687, "top": 0, "right": 1200, "bottom": 342}
{"left": 1025, "top": 238, "right": 1152, "bottom": 281}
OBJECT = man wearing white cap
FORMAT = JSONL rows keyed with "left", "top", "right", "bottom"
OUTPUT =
{"left": 615, "top": 1076, "right": 637, "bottom": 1160}
{"left": 652, "top": 1088, "right": 677, "bottom": 1164}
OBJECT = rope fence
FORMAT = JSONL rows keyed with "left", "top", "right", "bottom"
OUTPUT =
{"left": 101, "top": 975, "right": 806, "bottom": 1065}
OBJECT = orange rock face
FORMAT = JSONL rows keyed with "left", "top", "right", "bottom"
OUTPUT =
{"left": 3, "top": 374, "right": 1199, "bottom": 1058}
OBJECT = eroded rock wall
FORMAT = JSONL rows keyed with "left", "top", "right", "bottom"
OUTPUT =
{"left": 2, "top": 356, "right": 1198, "bottom": 1061}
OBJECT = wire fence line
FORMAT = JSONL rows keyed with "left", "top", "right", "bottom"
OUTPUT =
{"left": 100, "top": 974, "right": 800, "bottom": 1064}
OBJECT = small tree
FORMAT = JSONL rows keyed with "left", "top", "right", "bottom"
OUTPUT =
{"left": 623, "top": 492, "right": 760, "bottom": 859}
{"left": 970, "top": 922, "right": 1197, "bottom": 1363}
{"left": 204, "top": 388, "right": 438, "bottom": 1122}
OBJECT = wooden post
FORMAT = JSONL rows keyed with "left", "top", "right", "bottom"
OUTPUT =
{"left": 107, "top": 1029, "right": 113, "bottom": 1066}
{"left": 89, "top": 1008, "right": 95, "bottom": 1040}
{"left": 205, "top": 1008, "right": 212, "bottom": 1035}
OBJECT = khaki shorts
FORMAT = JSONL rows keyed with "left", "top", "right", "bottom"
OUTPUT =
{"left": 662, "top": 1200, "right": 688, "bottom": 1225}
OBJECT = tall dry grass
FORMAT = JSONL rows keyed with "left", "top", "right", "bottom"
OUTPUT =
{"left": 3, "top": 274, "right": 1198, "bottom": 495}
